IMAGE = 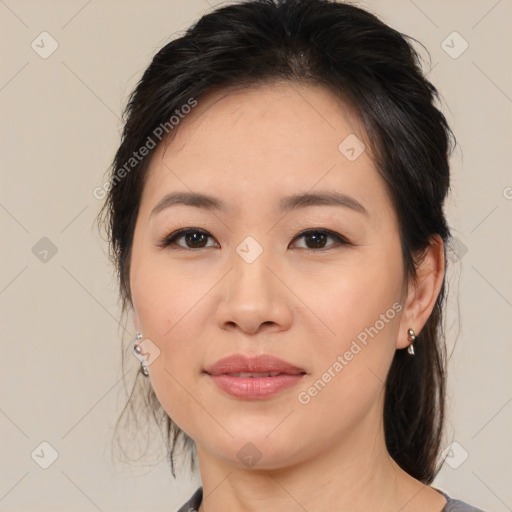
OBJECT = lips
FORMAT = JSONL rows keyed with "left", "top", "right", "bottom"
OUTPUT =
{"left": 204, "top": 354, "right": 306, "bottom": 376}
{"left": 204, "top": 354, "right": 307, "bottom": 399}
{"left": 225, "top": 371, "right": 287, "bottom": 378}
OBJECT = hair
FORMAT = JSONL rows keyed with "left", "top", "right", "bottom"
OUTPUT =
{"left": 97, "top": 0, "right": 455, "bottom": 484}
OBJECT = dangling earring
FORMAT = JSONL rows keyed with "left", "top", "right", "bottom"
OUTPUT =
{"left": 407, "top": 328, "right": 416, "bottom": 355}
{"left": 133, "top": 332, "right": 150, "bottom": 376}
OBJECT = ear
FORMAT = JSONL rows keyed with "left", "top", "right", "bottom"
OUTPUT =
{"left": 396, "top": 234, "right": 445, "bottom": 350}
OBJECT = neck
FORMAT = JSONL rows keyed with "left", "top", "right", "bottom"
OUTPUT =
{"left": 195, "top": 402, "right": 423, "bottom": 512}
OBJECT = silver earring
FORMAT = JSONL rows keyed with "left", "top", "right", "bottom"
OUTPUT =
{"left": 407, "top": 328, "right": 416, "bottom": 355}
{"left": 133, "top": 332, "right": 150, "bottom": 376}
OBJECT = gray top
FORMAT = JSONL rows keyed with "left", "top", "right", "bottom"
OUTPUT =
{"left": 176, "top": 487, "right": 486, "bottom": 512}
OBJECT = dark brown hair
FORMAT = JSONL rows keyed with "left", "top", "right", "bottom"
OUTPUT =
{"left": 97, "top": 0, "right": 454, "bottom": 483}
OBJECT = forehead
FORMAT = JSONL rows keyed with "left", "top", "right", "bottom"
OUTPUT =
{"left": 166, "top": 81, "right": 366, "bottom": 161}
{"left": 139, "top": 81, "right": 391, "bottom": 220}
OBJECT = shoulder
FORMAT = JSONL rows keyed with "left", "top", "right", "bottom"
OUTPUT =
{"left": 175, "top": 486, "right": 487, "bottom": 512}
{"left": 176, "top": 486, "right": 203, "bottom": 512}
{"left": 436, "top": 489, "right": 487, "bottom": 512}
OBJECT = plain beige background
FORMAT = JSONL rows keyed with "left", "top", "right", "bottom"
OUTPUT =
{"left": 1, "top": 0, "right": 511, "bottom": 511}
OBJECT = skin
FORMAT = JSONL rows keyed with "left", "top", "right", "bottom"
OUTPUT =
{"left": 129, "top": 82, "right": 447, "bottom": 512}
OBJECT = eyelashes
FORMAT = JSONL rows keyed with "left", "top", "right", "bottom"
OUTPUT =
{"left": 157, "top": 227, "right": 353, "bottom": 251}
{"left": 158, "top": 228, "right": 217, "bottom": 250}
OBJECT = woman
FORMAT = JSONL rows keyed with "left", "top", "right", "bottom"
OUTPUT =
{"left": 98, "top": 0, "right": 485, "bottom": 510}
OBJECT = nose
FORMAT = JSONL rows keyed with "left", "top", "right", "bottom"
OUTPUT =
{"left": 215, "top": 244, "right": 293, "bottom": 336}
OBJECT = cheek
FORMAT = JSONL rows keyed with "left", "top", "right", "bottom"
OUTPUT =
{"left": 131, "top": 277, "right": 206, "bottom": 432}
{"left": 291, "top": 242, "right": 403, "bottom": 411}
{"left": 130, "top": 243, "right": 214, "bottom": 337}
{"left": 130, "top": 261, "right": 209, "bottom": 378}
{"left": 130, "top": 250, "right": 218, "bottom": 427}
{"left": 294, "top": 238, "right": 404, "bottom": 347}
{"left": 293, "top": 289, "right": 401, "bottom": 448}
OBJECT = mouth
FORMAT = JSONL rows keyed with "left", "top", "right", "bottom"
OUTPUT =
{"left": 203, "top": 354, "right": 307, "bottom": 399}
{"left": 205, "top": 371, "right": 307, "bottom": 377}
{"left": 204, "top": 371, "right": 307, "bottom": 399}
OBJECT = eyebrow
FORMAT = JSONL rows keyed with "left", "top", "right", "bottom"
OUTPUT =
{"left": 149, "top": 190, "right": 368, "bottom": 218}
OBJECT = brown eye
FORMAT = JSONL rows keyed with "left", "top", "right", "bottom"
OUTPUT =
{"left": 304, "top": 231, "right": 328, "bottom": 249}
{"left": 158, "top": 228, "right": 351, "bottom": 251}
{"left": 159, "top": 228, "right": 218, "bottom": 249}
{"left": 183, "top": 231, "right": 209, "bottom": 248}
{"left": 291, "top": 229, "right": 351, "bottom": 250}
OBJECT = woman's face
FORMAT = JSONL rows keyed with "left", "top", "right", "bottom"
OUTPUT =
{"left": 130, "top": 82, "right": 410, "bottom": 469}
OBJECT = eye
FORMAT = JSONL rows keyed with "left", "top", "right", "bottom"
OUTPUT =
{"left": 158, "top": 228, "right": 218, "bottom": 249}
{"left": 157, "top": 227, "right": 352, "bottom": 251}
{"left": 290, "top": 229, "right": 352, "bottom": 250}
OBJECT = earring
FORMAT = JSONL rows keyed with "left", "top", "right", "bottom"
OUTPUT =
{"left": 133, "top": 332, "right": 150, "bottom": 376}
{"left": 407, "top": 328, "right": 416, "bottom": 355}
